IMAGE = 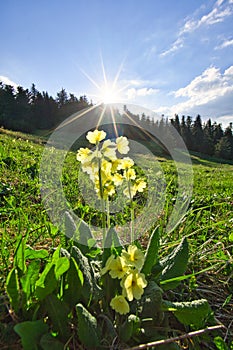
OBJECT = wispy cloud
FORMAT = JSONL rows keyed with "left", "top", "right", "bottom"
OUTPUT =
{"left": 0, "top": 75, "right": 18, "bottom": 88}
{"left": 215, "top": 37, "right": 233, "bottom": 49}
{"left": 126, "top": 87, "right": 159, "bottom": 100}
{"left": 160, "top": 38, "right": 184, "bottom": 57}
{"left": 160, "top": 0, "right": 233, "bottom": 57}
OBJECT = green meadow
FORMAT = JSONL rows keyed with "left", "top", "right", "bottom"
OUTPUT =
{"left": 0, "top": 128, "right": 232, "bottom": 349}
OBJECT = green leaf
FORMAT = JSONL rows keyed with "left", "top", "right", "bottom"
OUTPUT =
{"left": 142, "top": 226, "right": 160, "bottom": 276}
{"left": 40, "top": 333, "right": 64, "bottom": 350}
{"left": 214, "top": 336, "right": 229, "bottom": 350}
{"left": 76, "top": 216, "right": 93, "bottom": 246}
{"left": 229, "top": 232, "right": 233, "bottom": 242}
{"left": 76, "top": 303, "right": 100, "bottom": 349}
{"left": 140, "top": 281, "right": 163, "bottom": 324}
{"left": 64, "top": 211, "right": 76, "bottom": 238}
{"left": 14, "top": 319, "right": 48, "bottom": 350}
{"left": 119, "top": 315, "right": 140, "bottom": 342}
{"left": 102, "top": 227, "right": 123, "bottom": 266}
{"left": 6, "top": 267, "right": 20, "bottom": 312}
{"left": 159, "top": 237, "right": 189, "bottom": 290}
{"left": 54, "top": 257, "right": 70, "bottom": 279}
{"left": 71, "top": 246, "right": 93, "bottom": 296}
{"left": 14, "top": 234, "right": 27, "bottom": 274}
{"left": 20, "top": 260, "right": 40, "bottom": 299}
{"left": 35, "top": 265, "right": 57, "bottom": 300}
{"left": 25, "top": 247, "right": 49, "bottom": 260}
{"left": 162, "top": 299, "right": 213, "bottom": 328}
{"left": 63, "top": 257, "right": 84, "bottom": 308}
{"left": 44, "top": 294, "right": 70, "bottom": 341}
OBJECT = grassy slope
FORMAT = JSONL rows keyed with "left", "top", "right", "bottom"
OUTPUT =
{"left": 0, "top": 129, "right": 232, "bottom": 346}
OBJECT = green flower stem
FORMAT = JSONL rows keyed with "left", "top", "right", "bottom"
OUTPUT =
{"left": 106, "top": 197, "right": 111, "bottom": 229}
{"left": 127, "top": 176, "right": 134, "bottom": 243}
{"left": 97, "top": 146, "right": 106, "bottom": 243}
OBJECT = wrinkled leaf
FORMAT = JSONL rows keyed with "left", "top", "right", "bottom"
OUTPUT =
{"left": 142, "top": 226, "right": 160, "bottom": 276}
{"left": 159, "top": 237, "right": 189, "bottom": 290}
{"left": 162, "top": 299, "right": 214, "bottom": 328}
{"left": 76, "top": 303, "right": 100, "bottom": 349}
{"left": 63, "top": 257, "right": 84, "bottom": 308}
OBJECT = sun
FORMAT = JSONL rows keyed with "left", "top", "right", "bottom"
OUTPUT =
{"left": 79, "top": 57, "right": 128, "bottom": 105}
{"left": 100, "top": 84, "right": 120, "bottom": 104}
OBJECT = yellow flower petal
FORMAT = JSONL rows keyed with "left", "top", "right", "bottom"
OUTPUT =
{"left": 116, "top": 136, "right": 129, "bottom": 154}
{"left": 121, "top": 270, "right": 147, "bottom": 301}
{"left": 110, "top": 295, "right": 130, "bottom": 315}
{"left": 76, "top": 148, "right": 92, "bottom": 163}
{"left": 109, "top": 256, "right": 128, "bottom": 279}
{"left": 86, "top": 129, "right": 106, "bottom": 144}
{"left": 117, "top": 157, "right": 134, "bottom": 170}
{"left": 121, "top": 245, "right": 145, "bottom": 271}
{"left": 101, "top": 255, "right": 115, "bottom": 275}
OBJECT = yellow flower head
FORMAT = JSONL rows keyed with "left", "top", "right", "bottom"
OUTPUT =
{"left": 76, "top": 147, "right": 92, "bottom": 163}
{"left": 117, "top": 157, "right": 134, "bottom": 170}
{"left": 124, "top": 168, "right": 136, "bottom": 181}
{"left": 101, "top": 255, "right": 128, "bottom": 279}
{"left": 121, "top": 270, "right": 147, "bottom": 301}
{"left": 109, "top": 256, "right": 128, "bottom": 279}
{"left": 101, "top": 139, "right": 117, "bottom": 160}
{"left": 121, "top": 245, "right": 145, "bottom": 270}
{"left": 110, "top": 295, "right": 130, "bottom": 315}
{"left": 116, "top": 136, "right": 129, "bottom": 154}
{"left": 112, "top": 173, "right": 123, "bottom": 186}
{"left": 135, "top": 179, "right": 147, "bottom": 192}
{"left": 86, "top": 129, "right": 106, "bottom": 144}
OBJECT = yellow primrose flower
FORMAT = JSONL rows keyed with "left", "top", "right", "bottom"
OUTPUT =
{"left": 108, "top": 256, "right": 128, "bottom": 279}
{"left": 101, "top": 255, "right": 115, "bottom": 275}
{"left": 86, "top": 129, "right": 106, "bottom": 144}
{"left": 116, "top": 136, "right": 129, "bottom": 154}
{"left": 121, "top": 270, "right": 147, "bottom": 301}
{"left": 76, "top": 147, "right": 92, "bottom": 163}
{"left": 121, "top": 245, "right": 145, "bottom": 270}
{"left": 117, "top": 157, "right": 134, "bottom": 170}
{"left": 112, "top": 173, "right": 124, "bottom": 186}
{"left": 135, "top": 179, "right": 147, "bottom": 192}
{"left": 101, "top": 139, "right": 117, "bottom": 160}
{"left": 110, "top": 295, "right": 130, "bottom": 315}
{"left": 123, "top": 184, "right": 137, "bottom": 199}
{"left": 124, "top": 168, "right": 136, "bottom": 181}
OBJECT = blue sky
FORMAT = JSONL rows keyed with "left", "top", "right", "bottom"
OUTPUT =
{"left": 1, "top": 0, "right": 233, "bottom": 126}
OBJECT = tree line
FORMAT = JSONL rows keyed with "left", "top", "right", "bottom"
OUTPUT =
{"left": 0, "top": 82, "right": 91, "bottom": 133}
{"left": 123, "top": 107, "right": 233, "bottom": 160}
{"left": 0, "top": 81, "right": 232, "bottom": 160}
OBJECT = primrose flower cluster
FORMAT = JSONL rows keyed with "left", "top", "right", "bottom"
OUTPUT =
{"left": 76, "top": 129, "right": 147, "bottom": 200}
{"left": 101, "top": 245, "right": 147, "bottom": 315}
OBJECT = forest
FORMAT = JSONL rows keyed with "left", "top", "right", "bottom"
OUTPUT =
{"left": 0, "top": 81, "right": 233, "bottom": 160}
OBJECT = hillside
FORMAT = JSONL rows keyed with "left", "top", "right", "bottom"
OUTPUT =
{"left": 0, "top": 129, "right": 232, "bottom": 349}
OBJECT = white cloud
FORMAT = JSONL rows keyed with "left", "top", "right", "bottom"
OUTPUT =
{"left": 215, "top": 38, "right": 233, "bottom": 49}
{"left": 161, "top": 0, "right": 233, "bottom": 57}
{"left": 0, "top": 75, "right": 18, "bottom": 89}
{"left": 160, "top": 38, "right": 184, "bottom": 57}
{"left": 156, "top": 65, "right": 233, "bottom": 126}
{"left": 180, "top": 7, "right": 232, "bottom": 35}
{"left": 126, "top": 87, "right": 159, "bottom": 100}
